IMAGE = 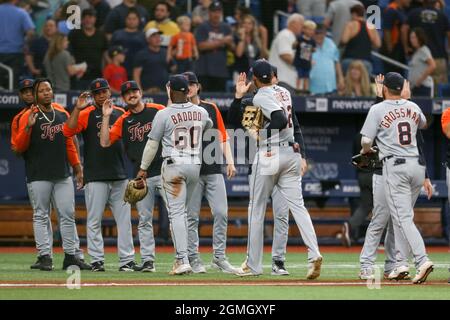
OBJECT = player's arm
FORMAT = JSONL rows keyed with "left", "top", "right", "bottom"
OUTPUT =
{"left": 360, "top": 107, "right": 379, "bottom": 154}
{"left": 64, "top": 92, "right": 92, "bottom": 136}
{"left": 14, "top": 108, "right": 37, "bottom": 153}
{"left": 253, "top": 93, "right": 285, "bottom": 128}
{"left": 139, "top": 111, "right": 165, "bottom": 178}
{"left": 441, "top": 108, "right": 450, "bottom": 139}
{"left": 100, "top": 99, "right": 122, "bottom": 147}
{"left": 213, "top": 103, "right": 236, "bottom": 179}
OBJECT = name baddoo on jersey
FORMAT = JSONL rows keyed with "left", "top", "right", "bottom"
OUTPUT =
{"left": 380, "top": 107, "right": 421, "bottom": 128}
{"left": 128, "top": 122, "right": 152, "bottom": 142}
{"left": 170, "top": 111, "right": 203, "bottom": 125}
{"left": 40, "top": 123, "right": 64, "bottom": 141}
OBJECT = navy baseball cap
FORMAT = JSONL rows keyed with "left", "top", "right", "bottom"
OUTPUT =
{"left": 169, "top": 75, "right": 189, "bottom": 93}
{"left": 121, "top": 81, "right": 140, "bottom": 95}
{"left": 183, "top": 71, "right": 199, "bottom": 84}
{"left": 19, "top": 78, "right": 34, "bottom": 91}
{"left": 108, "top": 45, "right": 125, "bottom": 58}
{"left": 271, "top": 65, "right": 278, "bottom": 78}
{"left": 384, "top": 72, "right": 404, "bottom": 91}
{"left": 251, "top": 59, "right": 273, "bottom": 81}
{"left": 90, "top": 78, "right": 110, "bottom": 92}
{"left": 209, "top": 1, "right": 223, "bottom": 11}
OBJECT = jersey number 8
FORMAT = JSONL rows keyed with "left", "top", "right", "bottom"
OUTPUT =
{"left": 397, "top": 121, "right": 412, "bottom": 146}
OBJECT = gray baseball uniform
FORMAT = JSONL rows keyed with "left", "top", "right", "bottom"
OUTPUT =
{"left": 148, "top": 102, "right": 212, "bottom": 264}
{"left": 246, "top": 85, "right": 321, "bottom": 274}
{"left": 361, "top": 98, "right": 429, "bottom": 270}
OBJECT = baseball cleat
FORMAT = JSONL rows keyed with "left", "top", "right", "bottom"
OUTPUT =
{"left": 169, "top": 259, "right": 192, "bottom": 275}
{"left": 30, "top": 255, "right": 53, "bottom": 271}
{"left": 306, "top": 256, "right": 322, "bottom": 280}
{"left": 412, "top": 260, "right": 434, "bottom": 284}
{"left": 387, "top": 265, "right": 410, "bottom": 281}
{"left": 341, "top": 222, "right": 351, "bottom": 247}
{"left": 62, "top": 254, "right": 92, "bottom": 270}
{"left": 211, "top": 257, "right": 238, "bottom": 274}
{"left": 234, "top": 262, "right": 259, "bottom": 277}
{"left": 359, "top": 268, "right": 375, "bottom": 280}
{"left": 91, "top": 261, "right": 105, "bottom": 272}
{"left": 189, "top": 257, "right": 206, "bottom": 274}
{"left": 119, "top": 261, "right": 139, "bottom": 272}
{"left": 137, "top": 261, "right": 156, "bottom": 273}
{"left": 271, "top": 260, "right": 290, "bottom": 276}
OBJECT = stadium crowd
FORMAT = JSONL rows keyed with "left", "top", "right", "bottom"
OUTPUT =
{"left": 0, "top": 0, "right": 449, "bottom": 97}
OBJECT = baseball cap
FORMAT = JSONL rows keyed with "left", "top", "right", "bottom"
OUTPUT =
{"left": 168, "top": 74, "right": 189, "bottom": 93}
{"left": 251, "top": 59, "right": 273, "bottom": 81}
{"left": 82, "top": 8, "right": 96, "bottom": 18}
{"left": 209, "top": 1, "right": 223, "bottom": 11}
{"left": 271, "top": 65, "right": 278, "bottom": 78}
{"left": 19, "top": 78, "right": 35, "bottom": 91}
{"left": 108, "top": 45, "right": 125, "bottom": 58}
{"left": 120, "top": 81, "right": 140, "bottom": 95}
{"left": 90, "top": 78, "right": 110, "bottom": 92}
{"left": 183, "top": 71, "right": 199, "bottom": 84}
{"left": 145, "top": 28, "right": 163, "bottom": 38}
{"left": 384, "top": 72, "right": 404, "bottom": 91}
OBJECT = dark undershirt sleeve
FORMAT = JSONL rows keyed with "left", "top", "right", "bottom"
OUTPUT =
{"left": 292, "top": 111, "right": 306, "bottom": 158}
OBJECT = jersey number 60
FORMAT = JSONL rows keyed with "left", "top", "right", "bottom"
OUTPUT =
{"left": 173, "top": 126, "right": 202, "bottom": 149}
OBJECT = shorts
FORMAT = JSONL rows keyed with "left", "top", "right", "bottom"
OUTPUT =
{"left": 296, "top": 67, "right": 311, "bottom": 78}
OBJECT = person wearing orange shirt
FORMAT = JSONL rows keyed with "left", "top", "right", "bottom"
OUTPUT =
{"left": 167, "top": 16, "right": 198, "bottom": 73}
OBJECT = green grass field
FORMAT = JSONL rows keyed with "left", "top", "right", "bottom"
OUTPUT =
{"left": 0, "top": 249, "right": 448, "bottom": 300}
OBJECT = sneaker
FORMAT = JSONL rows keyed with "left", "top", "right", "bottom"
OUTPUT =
{"left": 234, "top": 262, "right": 258, "bottom": 277}
{"left": 169, "top": 259, "right": 192, "bottom": 275}
{"left": 341, "top": 222, "right": 351, "bottom": 247}
{"left": 384, "top": 272, "right": 411, "bottom": 280}
{"left": 91, "top": 261, "right": 105, "bottom": 272}
{"left": 138, "top": 261, "right": 156, "bottom": 273}
{"left": 306, "top": 257, "right": 323, "bottom": 280}
{"left": 271, "top": 260, "right": 289, "bottom": 276}
{"left": 119, "top": 261, "right": 139, "bottom": 272}
{"left": 211, "top": 257, "right": 238, "bottom": 274}
{"left": 189, "top": 257, "right": 206, "bottom": 274}
{"left": 387, "top": 265, "right": 410, "bottom": 281}
{"left": 30, "top": 255, "right": 53, "bottom": 271}
{"left": 412, "top": 260, "right": 434, "bottom": 284}
{"left": 62, "top": 254, "right": 92, "bottom": 270}
{"left": 359, "top": 268, "right": 375, "bottom": 280}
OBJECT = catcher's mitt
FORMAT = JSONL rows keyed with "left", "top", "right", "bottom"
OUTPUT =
{"left": 124, "top": 177, "right": 148, "bottom": 205}
{"left": 351, "top": 147, "right": 381, "bottom": 171}
{"left": 241, "top": 105, "right": 264, "bottom": 131}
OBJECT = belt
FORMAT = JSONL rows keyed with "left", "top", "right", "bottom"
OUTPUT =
{"left": 381, "top": 155, "right": 394, "bottom": 163}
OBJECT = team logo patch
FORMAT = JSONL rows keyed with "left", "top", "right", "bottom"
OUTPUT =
{"left": 24, "top": 80, "right": 30, "bottom": 86}
{"left": 96, "top": 82, "right": 101, "bottom": 88}
{"left": 128, "top": 122, "right": 152, "bottom": 142}
{"left": 127, "top": 82, "right": 131, "bottom": 89}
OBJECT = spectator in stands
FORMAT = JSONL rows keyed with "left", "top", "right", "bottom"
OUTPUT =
{"left": 133, "top": 28, "right": 169, "bottom": 93}
{"left": 195, "top": 1, "right": 234, "bottom": 92}
{"left": 68, "top": 8, "right": 108, "bottom": 90}
{"left": 110, "top": 8, "right": 147, "bottom": 78}
{"left": 293, "top": 20, "right": 316, "bottom": 92}
{"left": 25, "top": 18, "right": 57, "bottom": 78}
{"left": 103, "top": 45, "right": 128, "bottom": 94}
{"left": 192, "top": 0, "right": 212, "bottom": 27}
{"left": 269, "top": 13, "right": 304, "bottom": 92}
{"left": 0, "top": 0, "right": 35, "bottom": 89}
{"left": 234, "top": 5, "right": 268, "bottom": 56}
{"left": 381, "top": 0, "right": 410, "bottom": 75}
{"left": 233, "top": 14, "right": 268, "bottom": 75}
{"left": 144, "top": 1, "right": 180, "bottom": 47}
{"left": 340, "top": 60, "right": 375, "bottom": 96}
{"left": 408, "top": 28, "right": 436, "bottom": 97}
{"left": 167, "top": 16, "right": 198, "bottom": 73}
{"left": 404, "top": 0, "right": 450, "bottom": 86}
{"left": 165, "top": 0, "right": 181, "bottom": 20}
{"left": 324, "top": 0, "right": 363, "bottom": 45}
{"left": 296, "top": 0, "right": 326, "bottom": 18}
{"left": 340, "top": 4, "right": 381, "bottom": 75}
{"left": 44, "top": 33, "right": 86, "bottom": 91}
{"left": 104, "top": 0, "right": 149, "bottom": 40}
{"left": 88, "top": 0, "right": 111, "bottom": 29}
{"left": 309, "top": 25, "right": 344, "bottom": 95}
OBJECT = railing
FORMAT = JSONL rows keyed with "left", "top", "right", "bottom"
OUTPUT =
{"left": 0, "top": 63, "right": 13, "bottom": 91}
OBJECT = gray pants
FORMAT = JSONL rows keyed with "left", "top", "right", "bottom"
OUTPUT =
{"left": 85, "top": 180, "right": 135, "bottom": 266}
{"left": 360, "top": 173, "right": 397, "bottom": 274}
{"left": 161, "top": 159, "right": 201, "bottom": 264}
{"left": 247, "top": 147, "right": 321, "bottom": 274}
{"left": 135, "top": 175, "right": 161, "bottom": 263}
{"left": 271, "top": 175, "right": 321, "bottom": 263}
{"left": 27, "top": 178, "right": 77, "bottom": 256}
{"left": 187, "top": 173, "right": 228, "bottom": 260}
{"left": 383, "top": 157, "right": 428, "bottom": 269}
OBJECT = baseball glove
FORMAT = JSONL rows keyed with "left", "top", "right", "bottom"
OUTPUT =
{"left": 351, "top": 147, "right": 381, "bottom": 171}
{"left": 124, "top": 177, "right": 148, "bottom": 205}
{"left": 241, "top": 105, "right": 264, "bottom": 131}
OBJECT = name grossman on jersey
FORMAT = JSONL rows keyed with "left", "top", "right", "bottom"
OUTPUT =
{"left": 380, "top": 107, "right": 422, "bottom": 128}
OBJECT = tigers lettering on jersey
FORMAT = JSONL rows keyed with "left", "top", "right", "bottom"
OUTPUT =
{"left": 128, "top": 122, "right": 152, "bottom": 142}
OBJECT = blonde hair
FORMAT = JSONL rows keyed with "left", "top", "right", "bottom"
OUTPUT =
{"left": 240, "top": 14, "right": 268, "bottom": 57}
{"left": 46, "top": 33, "right": 67, "bottom": 61}
{"left": 303, "top": 20, "right": 317, "bottom": 30}
{"left": 344, "top": 60, "right": 372, "bottom": 97}
{"left": 176, "top": 15, "right": 191, "bottom": 27}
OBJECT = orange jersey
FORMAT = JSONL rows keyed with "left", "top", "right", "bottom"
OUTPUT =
{"left": 441, "top": 108, "right": 450, "bottom": 134}
{"left": 10, "top": 107, "right": 30, "bottom": 152}
{"left": 170, "top": 32, "right": 196, "bottom": 60}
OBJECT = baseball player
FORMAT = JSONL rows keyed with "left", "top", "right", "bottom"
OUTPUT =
{"left": 100, "top": 80, "right": 165, "bottom": 272}
{"left": 14, "top": 78, "right": 91, "bottom": 271}
{"left": 235, "top": 60, "right": 322, "bottom": 278}
{"left": 358, "top": 75, "right": 433, "bottom": 281}
{"left": 137, "top": 74, "right": 213, "bottom": 275}
{"left": 182, "top": 71, "right": 237, "bottom": 274}
{"left": 360, "top": 72, "right": 434, "bottom": 284}
{"left": 63, "top": 78, "right": 136, "bottom": 272}
{"left": 229, "top": 70, "right": 309, "bottom": 276}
